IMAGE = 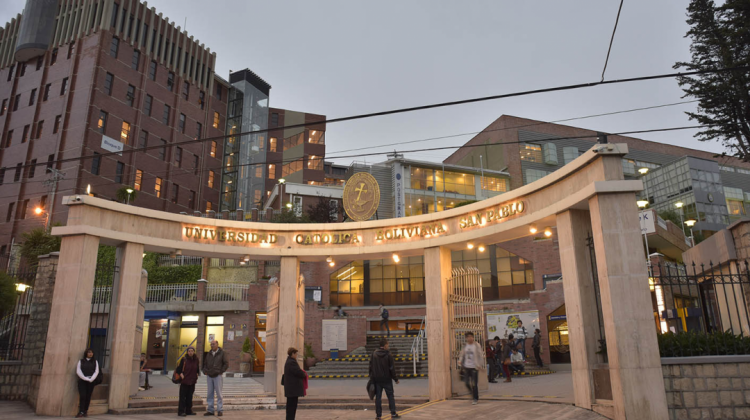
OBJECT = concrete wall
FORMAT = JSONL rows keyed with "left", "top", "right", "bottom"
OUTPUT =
{"left": 662, "top": 356, "right": 750, "bottom": 419}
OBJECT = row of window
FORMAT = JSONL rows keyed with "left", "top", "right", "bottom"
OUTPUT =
{"left": 0, "top": 78, "right": 69, "bottom": 117}
{"left": 720, "top": 165, "right": 750, "bottom": 175}
{"left": 3, "top": 116, "right": 62, "bottom": 148}
{"left": 5, "top": 43, "right": 74, "bottom": 83}
{"left": 5, "top": 195, "right": 48, "bottom": 223}
{"left": 0, "top": 155, "right": 55, "bottom": 186}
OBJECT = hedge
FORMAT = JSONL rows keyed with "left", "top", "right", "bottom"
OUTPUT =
{"left": 658, "top": 331, "right": 750, "bottom": 357}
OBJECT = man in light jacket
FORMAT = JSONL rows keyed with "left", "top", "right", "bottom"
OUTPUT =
{"left": 458, "top": 332, "right": 483, "bottom": 404}
{"left": 202, "top": 340, "right": 228, "bottom": 416}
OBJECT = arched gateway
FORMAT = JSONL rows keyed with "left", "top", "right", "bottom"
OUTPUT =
{"left": 38, "top": 144, "right": 668, "bottom": 419}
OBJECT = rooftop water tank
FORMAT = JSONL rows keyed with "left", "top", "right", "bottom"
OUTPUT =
{"left": 14, "top": 0, "right": 58, "bottom": 62}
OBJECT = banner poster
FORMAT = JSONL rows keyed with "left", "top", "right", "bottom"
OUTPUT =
{"left": 486, "top": 310, "right": 540, "bottom": 340}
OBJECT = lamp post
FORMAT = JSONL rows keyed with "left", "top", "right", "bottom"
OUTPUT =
{"left": 126, "top": 188, "right": 134, "bottom": 205}
{"left": 278, "top": 178, "right": 286, "bottom": 211}
{"left": 675, "top": 201, "right": 685, "bottom": 235}
{"left": 685, "top": 219, "right": 697, "bottom": 247}
{"left": 33, "top": 207, "right": 48, "bottom": 232}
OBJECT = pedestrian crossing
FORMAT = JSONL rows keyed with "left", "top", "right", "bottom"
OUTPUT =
{"left": 194, "top": 377, "right": 266, "bottom": 398}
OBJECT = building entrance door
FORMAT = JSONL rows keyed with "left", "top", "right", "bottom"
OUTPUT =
{"left": 254, "top": 312, "right": 266, "bottom": 373}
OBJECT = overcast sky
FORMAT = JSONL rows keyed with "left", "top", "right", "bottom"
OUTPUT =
{"left": 1, "top": 1, "right": 722, "bottom": 163}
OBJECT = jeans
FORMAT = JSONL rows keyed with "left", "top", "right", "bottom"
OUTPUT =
{"left": 206, "top": 375, "right": 223, "bottom": 413}
{"left": 380, "top": 318, "right": 390, "bottom": 336}
{"left": 534, "top": 346, "right": 543, "bottom": 367}
{"left": 178, "top": 384, "right": 195, "bottom": 414}
{"left": 487, "top": 359, "right": 496, "bottom": 381}
{"left": 286, "top": 396, "right": 299, "bottom": 420}
{"left": 139, "top": 372, "right": 146, "bottom": 387}
{"left": 510, "top": 363, "right": 524, "bottom": 373}
{"left": 516, "top": 338, "right": 527, "bottom": 359}
{"left": 374, "top": 381, "right": 397, "bottom": 417}
{"left": 463, "top": 368, "right": 479, "bottom": 401}
{"left": 77, "top": 379, "right": 94, "bottom": 414}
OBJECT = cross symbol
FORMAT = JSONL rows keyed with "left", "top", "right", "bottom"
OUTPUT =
{"left": 355, "top": 183, "right": 367, "bottom": 201}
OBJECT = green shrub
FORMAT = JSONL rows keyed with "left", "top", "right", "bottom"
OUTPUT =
{"left": 242, "top": 337, "right": 252, "bottom": 353}
{"left": 304, "top": 342, "right": 315, "bottom": 359}
{"left": 658, "top": 331, "right": 750, "bottom": 357}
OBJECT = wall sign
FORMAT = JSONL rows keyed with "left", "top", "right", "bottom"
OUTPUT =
{"left": 184, "top": 227, "right": 277, "bottom": 244}
{"left": 101, "top": 135, "right": 124, "bottom": 155}
{"left": 460, "top": 201, "right": 526, "bottom": 229}
{"left": 376, "top": 223, "right": 446, "bottom": 241}
{"left": 295, "top": 232, "right": 360, "bottom": 245}
{"left": 322, "top": 319, "right": 347, "bottom": 351}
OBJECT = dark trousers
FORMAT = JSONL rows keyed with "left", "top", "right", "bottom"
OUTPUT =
{"left": 178, "top": 384, "right": 195, "bottom": 414}
{"left": 374, "top": 381, "right": 397, "bottom": 417}
{"left": 534, "top": 347, "right": 543, "bottom": 367}
{"left": 463, "top": 368, "right": 479, "bottom": 401}
{"left": 380, "top": 318, "right": 390, "bottom": 336}
{"left": 286, "top": 396, "right": 299, "bottom": 420}
{"left": 516, "top": 338, "right": 527, "bottom": 359}
{"left": 77, "top": 379, "right": 94, "bottom": 414}
{"left": 510, "top": 363, "right": 524, "bottom": 373}
{"left": 487, "top": 359, "right": 497, "bottom": 381}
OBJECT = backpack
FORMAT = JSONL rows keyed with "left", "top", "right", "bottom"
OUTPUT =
{"left": 382, "top": 308, "right": 389, "bottom": 319}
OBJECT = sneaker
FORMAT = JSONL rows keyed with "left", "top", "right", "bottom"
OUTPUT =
{"left": 392, "top": 415, "right": 400, "bottom": 419}
{"left": 75, "top": 413, "right": 84, "bottom": 419}
{"left": 217, "top": 412, "right": 223, "bottom": 417}
{"left": 472, "top": 400, "right": 478, "bottom": 405}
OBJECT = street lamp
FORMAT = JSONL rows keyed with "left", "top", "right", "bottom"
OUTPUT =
{"left": 675, "top": 202, "right": 685, "bottom": 235}
{"left": 685, "top": 219, "right": 697, "bottom": 247}
{"left": 638, "top": 167, "right": 649, "bottom": 175}
{"left": 278, "top": 178, "right": 286, "bottom": 211}
{"left": 637, "top": 200, "right": 649, "bottom": 208}
{"left": 126, "top": 188, "right": 134, "bottom": 205}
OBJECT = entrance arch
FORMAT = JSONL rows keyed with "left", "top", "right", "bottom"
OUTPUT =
{"left": 39, "top": 144, "right": 668, "bottom": 419}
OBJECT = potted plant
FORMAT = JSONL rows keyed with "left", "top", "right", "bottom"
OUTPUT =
{"left": 240, "top": 337, "right": 255, "bottom": 374}
{"left": 304, "top": 342, "right": 317, "bottom": 369}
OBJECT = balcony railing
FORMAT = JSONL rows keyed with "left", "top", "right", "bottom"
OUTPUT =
{"left": 205, "top": 283, "right": 249, "bottom": 302}
{"left": 146, "top": 284, "right": 198, "bottom": 303}
{"left": 157, "top": 255, "right": 204, "bottom": 267}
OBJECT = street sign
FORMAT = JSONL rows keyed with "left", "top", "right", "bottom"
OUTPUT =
{"left": 639, "top": 209, "right": 656, "bottom": 234}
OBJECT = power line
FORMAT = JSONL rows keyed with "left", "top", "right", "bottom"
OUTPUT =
{"left": 601, "top": 0, "right": 625, "bottom": 82}
{"left": 2, "top": 66, "right": 747, "bottom": 173}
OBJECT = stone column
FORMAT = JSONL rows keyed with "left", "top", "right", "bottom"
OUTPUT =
{"left": 589, "top": 193, "right": 669, "bottom": 420}
{"left": 36, "top": 235, "right": 100, "bottom": 417}
{"left": 275, "top": 256, "right": 304, "bottom": 403}
{"left": 129, "top": 268, "right": 148, "bottom": 396}
{"left": 264, "top": 281, "right": 279, "bottom": 395}
{"left": 108, "top": 242, "right": 145, "bottom": 410}
{"left": 424, "top": 246, "right": 452, "bottom": 401}
{"left": 556, "top": 210, "right": 601, "bottom": 410}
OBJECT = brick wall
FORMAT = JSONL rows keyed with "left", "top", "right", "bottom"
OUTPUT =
{"left": 303, "top": 301, "right": 368, "bottom": 360}
{"left": 663, "top": 357, "right": 750, "bottom": 419}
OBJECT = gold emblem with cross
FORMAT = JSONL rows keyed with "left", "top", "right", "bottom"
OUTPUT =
{"left": 343, "top": 172, "right": 380, "bottom": 221}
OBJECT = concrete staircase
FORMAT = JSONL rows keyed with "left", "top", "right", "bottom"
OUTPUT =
{"left": 110, "top": 397, "right": 206, "bottom": 415}
{"left": 307, "top": 334, "right": 428, "bottom": 379}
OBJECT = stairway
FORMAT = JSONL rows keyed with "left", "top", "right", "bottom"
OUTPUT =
{"left": 307, "top": 334, "right": 428, "bottom": 379}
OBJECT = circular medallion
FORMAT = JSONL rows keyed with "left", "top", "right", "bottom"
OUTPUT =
{"left": 708, "top": 193, "right": 714, "bottom": 202}
{"left": 343, "top": 172, "right": 381, "bottom": 221}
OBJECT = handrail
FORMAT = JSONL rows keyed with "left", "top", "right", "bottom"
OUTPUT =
{"left": 410, "top": 318, "right": 426, "bottom": 375}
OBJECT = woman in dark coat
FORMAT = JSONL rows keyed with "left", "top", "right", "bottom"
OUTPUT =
{"left": 75, "top": 348, "right": 100, "bottom": 418}
{"left": 175, "top": 346, "right": 200, "bottom": 416}
{"left": 283, "top": 347, "right": 307, "bottom": 420}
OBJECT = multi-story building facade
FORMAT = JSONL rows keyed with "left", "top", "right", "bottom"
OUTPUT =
{"left": 0, "top": 0, "right": 228, "bottom": 255}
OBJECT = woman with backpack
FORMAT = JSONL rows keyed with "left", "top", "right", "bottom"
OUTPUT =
{"left": 75, "top": 348, "right": 101, "bottom": 418}
{"left": 175, "top": 346, "right": 200, "bottom": 416}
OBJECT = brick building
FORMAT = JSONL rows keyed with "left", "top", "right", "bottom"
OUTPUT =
{"left": 0, "top": 0, "right": 227, "bottom": 256}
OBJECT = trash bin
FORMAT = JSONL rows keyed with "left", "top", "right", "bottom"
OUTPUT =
{"left": 330, "top": 348, "right": 339, "bottom": 359}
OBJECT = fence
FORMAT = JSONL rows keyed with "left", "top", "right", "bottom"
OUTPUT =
{"left": 205, "top": 283, "right": 249, "bottom": 302}
{"left": 650, "top": 260, "right": 750, "bottom": 356}
{"left": 447, "top": 267, "right": 486, "bottom": 370}
{"left": 157, "top": 255, "right": 204, "bottom": 267}
{"left": 146, "top": 284, "right": 198, "bottom": 303}
{"left": 0, "top": 287, "right": 34, "bottom": 362}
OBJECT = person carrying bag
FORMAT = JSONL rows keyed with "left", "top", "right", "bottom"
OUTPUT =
{"left": 175, "top": 346, "right": 200, "bottom": 416}
{"left": 75, "top": 348, "right": 101, "bottom": 418}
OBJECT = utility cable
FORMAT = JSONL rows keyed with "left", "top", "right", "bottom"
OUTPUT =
{"left": 601, "top": 0, "right": 625, "bottom": 82}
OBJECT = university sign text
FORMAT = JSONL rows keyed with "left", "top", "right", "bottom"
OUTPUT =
{"left": 183, "top": 227, "right": 277, "bottom": 244}
{"left": 459, "top": 201, "right": 526, "bottom": 229}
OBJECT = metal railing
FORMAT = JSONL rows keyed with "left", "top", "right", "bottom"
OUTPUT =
{"left": 205, "top": 283, "right": 249, "bottom": 302}
{"left": 91, "top": 286, "right": 112, "bottom": 311}
{"left": 410, "top": 317, "right": 425, "bottom": 375}
{"left": 0, "top": 288, "right": 34, "bottom": 362}
{"left": 146, "top": 284, "right": 198, "bottom": 303}
{"left": 157, "top": 255, "right": 204, "bottom": 267}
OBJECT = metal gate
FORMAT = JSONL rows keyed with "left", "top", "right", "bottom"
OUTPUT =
{"left": 89, "top": 260, "right": 119, "bottom": 369}
{"left": 448, "top": 267, "right": 486, "bottom": 370}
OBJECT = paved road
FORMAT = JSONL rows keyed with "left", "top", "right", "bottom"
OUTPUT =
{"left": 3, "top": 399, "right": 604, "bottom": 420}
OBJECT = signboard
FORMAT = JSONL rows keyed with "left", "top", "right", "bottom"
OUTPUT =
{"left": 549, "top": 315, "right": 567, "bottom": 321}
{"left": 313, "top": 290, "right": 322, "bottom": 302}
{"left": 639, "top": 209, "right": 656, "bottom": 234}
{"left": 486, "top": 310, "right": 540, "bottom": 340}
{"left": 101, "top": 135, "right": 124, "bottom": 155}
{"left": 394, "top": 162, "right": 405, "bottom": 218}
{"left": 322, "top": 319, "right": 347, "bottom": 351}
{"left": 343, "top": 172, "right": 380, "bottom": 221}
{"left": 227, "top": 331, "right": 235, "bottom": 341}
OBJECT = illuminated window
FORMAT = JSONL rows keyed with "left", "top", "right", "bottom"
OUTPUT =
{"left": 206, "top": 201, "right": 213, "bottom": 212}
{"left": 519, "top": 143, "right": 542, "bottom": 163}
{"left": 210, "top": 141, "right": 217, "bottom": 158}
{"left": 208, "top": 171, "right": 214, "bottom": 188}
{"left": 213, "top": 112, "right": 220, "bottom": 128}
{"left": 269, "top": 137, "right": 277, "bottom": 152}
{"left": 282, "top": 133, "right": 303, "bottom": 151}
{"left": 308, "top": 129, "right": 324, "bottom": 144}
{"left": 282, "top": 158, "right": 303, "bottom": 177}
{"left": 98, "top": 111, "right": 108, "bottom": 133}
{"left": 155, "top": 177, "right": 162, "bottom": 197}
{"left": 307, "top": 155, "right": 322, "bottom": 170}
{"left": 481, "top": 177, "right": 508, "bottom": 192}
{"left": 268, "top": 164, "right": 275, "bottom": 180}
{"left": 134, "top": 169, "right": 142, "bottom": 191}
{"left": 120, "top": 121, "right": 131, "bottom": 144}
{"left": 205, "top": 316, "right": 224, "bottom": 349}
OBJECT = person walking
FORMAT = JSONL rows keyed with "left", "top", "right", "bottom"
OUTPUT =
{"left": 283, "top": 347, "right": 307, "bottom": 420}
{"left": 379, "top": 304, "right": 390, "bottom": 337}
{"left": 501, "top": 334, "right": 514, "bottom": 383}
{"left": 75, "top": 348, "right": 101, "bottom": 418}
{"left": 176, "top": 346, "right": 200, "bottom": 416}
{"left": 532, "top": 328, "right": 543, "bottom": 368}
{"left": 485, "top": 339, "right": 497, "bottom": 383}
{"left": 202, "top": 340, "right": 228, "bottom": 416}
{"left": 513, "top": 320, "right": 528, "bottom": 359}
{"left": 458, "top": 332, "right": 483, "bottom": 404}
{"left": 369, "top": 338, "right": 400, "bottom": 420}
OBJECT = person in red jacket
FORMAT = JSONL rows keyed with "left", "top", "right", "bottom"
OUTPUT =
{"left": 175, "top": 346, "right": 200, "bottom": 416}
{"left": 485, "top": 339, "right": 498, "bottom": 383}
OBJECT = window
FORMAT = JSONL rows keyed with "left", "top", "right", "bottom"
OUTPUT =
{"left": 5, "top": 130, "right": 12, "bottom": 147}
{"left": 167, "top": 72, "right": 174, "bottom": 91}
{"left": 282, "top": 158, "right": 303, "bottom": 177}
{"left": 144, "top": 94, "right": 152, "bottom": 116}
{"left": 481, "top": 177, "right": 507, "bottom": 193}
{"left": 126, "top": 84, "right": 135, "bottom": 107}
{"left": 525, "top": 168, "right": 550, "bottom": 184}
{"left": 148, "top": 61, "right": 156, "bottom": 80}
{"left": 6, "top": 65, "right": 13, "bottom": 81}
{"left": 182, "top": 81, "right": 189, "bottom": 100}
{"left": 0, "top": 99, "right": 6, "bottom": 115}
{"left": 159, "top": 139, "right": 167, "bottom": 160}
{"left": 6, "top": 202, "right": 14, "bottom": 222}
{"left": 188, "top": 190, "right": 196, "bottom": 209}
{"left": 175, "top": 147, "right": 182, "bottom": 167}
{"left": 270, "top": 113, "right": 279, "bottom": 127}
{"left": 308, "top": 129, "right": 324, "bottom": 144}
{"left": 307, "top": 155, "right": 323, "bottom": 170}
{"left": 210, "top": 141, "right": 217, "bottom": 158}
{"left": 134, "top": 169, "right": 142, "bottom": 191}
{"left": 282, "top": 133, "right": 303, "bottom": 151}
{"left": 131, "top": 50, "right": 140, "bottom": 70}
{"left": 162, "top": 105, "right": 170, "bottom": 125}
{"left": 622, "top": 159, "right": 636, "bottom": 176}
{"left": 13, "top": 164, "right": 21, "bottom": 182}
{"left": 115, "top": 161, "right": 124, "bottom": 183}
{"left": 208, "top": 171, "right": 215, "bottom": 188}
{"left": 720, "top": 165, "right": 735, "bottom": 173}
{"left": 20, "top": 200, "right": 28, "bottom": 220}
{"left": 138, "top": 130, "right": 148, "bottom": 149}
{"left": 39, "top": 195, "right": 46, "bottom": 209}
{"left": 206, "top": 201, "right": 213, "bottom": 212}
{"left": 110, "top": 36, "right": 119, "bottom": 57}
{"left": 21, "top": 125, "right": 29, "bottom": 143}
{"left": 51, "top": 48, "right": 58, "bottom": 65}
{"left": 29, "top": 88, "right": 36, "bottom": 106}
{"left": 60, "top": 77, "right": 68, "bottom": 95}
{"left": 155, "top": 177, "right": 162, "bottom": 197}
{"left": 269, "top": 137, "right": 277, "bottom": 152}
{"left": 212, "top": 111, "right": 220, "bottom": 128}
{"left": 120, "top": 121, "right": 131, "bottom": 144}
{"left": 199, "top": 91, "right": 205, "bottom": 109}
{"left": 193, "top": 155, "right": 199, "bottom": 173}
{"left": 179, "top": 113, "right": 186, "bottom": 133}
{"left": 28, "top": 159, "right": 37, "bottom": 179}
{"left": 36, "top": 56, "right": 43, "bottom": 71}
{"left": 36, "top": 120, "right": 44, "bottom": 139}
{"left": 520, "top": 143, "right": 542, "bottom": 163}
{"left": 97, "top": 111, "right": 108, "bottom": 133}
{"left": 54, "top": 115, "right": 61, "bottom": 133}
{"left": 0, "top": 168, "right": 4, "bottom": 185}
{"left": 19, "top": 62, "right": 26, "bottom": 77}
{"left": 330, "top": 200, "right": 339, "bottom": 220}
{"left": 91, "top": 153, "right": 101, "bottom": 175}
{"left": 268, "top": 164, "right": 275, "bottom": 180}
{"left": 171, "top": 184, "right": 179, "bottom": 203}
{"left": 563, "top": 147, "right": 580, "bottom": 165}
{"left": 13, "top": 94, "right": 20, "bottom": 111}
{"left": 46, "top": 154, "right": 54, "bottom": 171}
{"left": 43, "top": 83, "right": 51, "bottom": 101}
{"left": 195, "top": 122, "right": 202, "bottom": 139}
{"left": 67, "top": 43, "right": 75, "bottom": 59}
{"left": 110, "top": 2, "right": 118, "bottom": 27}
{"left": 216, "top": 84, "right": 222, "bottom": 100}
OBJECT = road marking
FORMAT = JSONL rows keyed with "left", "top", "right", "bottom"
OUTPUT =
{"left": 382, "top": 399, "right": 446, "bottom": 419}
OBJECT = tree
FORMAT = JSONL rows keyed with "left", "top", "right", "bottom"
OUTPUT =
{"left": 674, "top": 0, "right": 750, "bottom": 160}
{"left": 271, "top": 208, "right": 311, "bottom": 223}
{"left": 658, "top": 210, "right": 684, "bottom": 228}
{"left": 116, "top": 186, "right": 138, "bottom": 203}
{"left": 453, "top": 200, "right": 478, "bottom": 208}
{"left": 0, "top": 271, "right": 17, "bottom": 314}
{"left": 19, "top": 226, "right": 61, "bottom": 267}
{"left": 306, "top": 196, "right": 343, "bottom": 223}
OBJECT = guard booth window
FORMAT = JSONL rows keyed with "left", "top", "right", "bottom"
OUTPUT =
{"left": 204, "top": 316, "right": 224, "bottom": 350}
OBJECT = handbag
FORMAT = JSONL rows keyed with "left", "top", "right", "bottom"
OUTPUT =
{"left": 280, "top": 374, "right": 285, "bottom": 386}
{"left": 172, "top": 371, "right": 182, "bottom": 384}
{"left": 91, "top": 373, "right": 103, "bottom": 386}
{"left": 503, "top": 357, "right": 511, "bottom": 366}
